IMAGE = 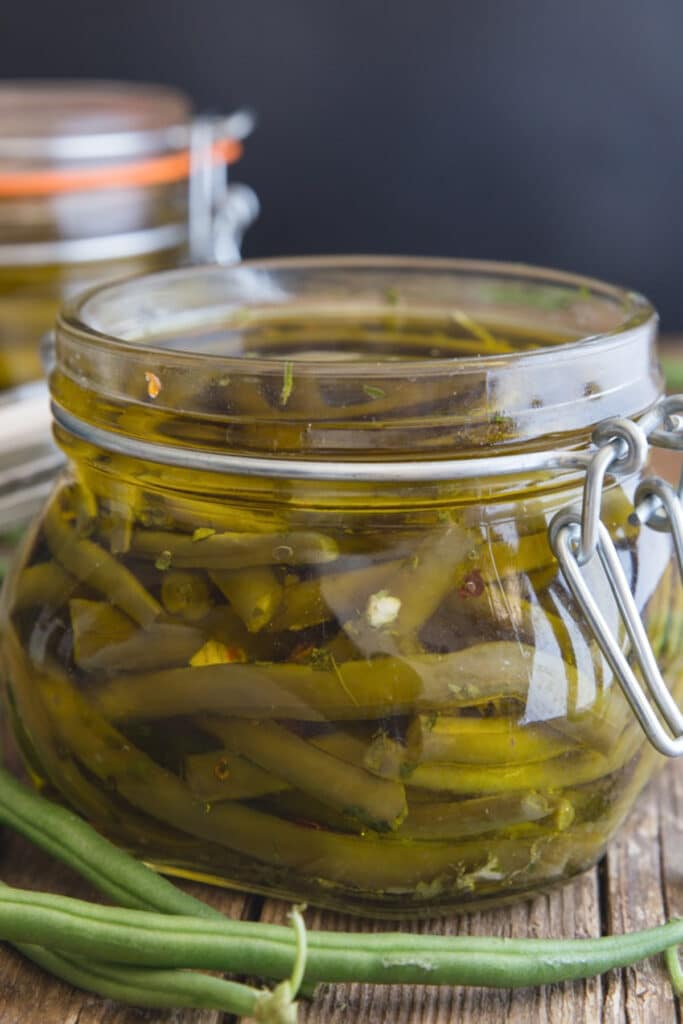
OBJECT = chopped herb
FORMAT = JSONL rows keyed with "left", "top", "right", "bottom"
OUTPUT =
{"left": 154, "top": 549, "right": 173, "bottom": 571}
{"left": 280, "top": 361, "right": 294, "bottom": 406}
{"left": 362, "top": 384, "right": 386, "bottom": 400}
{"left": 577, "top": 285, "right": 591, "bottom": 301}
{"left": 384, "top": 287, "right": 400, "bottom": 305}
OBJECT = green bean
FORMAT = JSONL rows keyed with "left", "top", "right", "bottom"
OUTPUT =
{"left": 339, "top": 523, "right": 476, "bottom": 656}
{"left": 5, "top": 879, "right": 683, "bottom": 994}
{"left": 405, "top": 747, "right": 626, "bottom": 795}
{"left": 3, "top": 629, "right": 124, "bottom": 826}
{"left": 130, "top": 527, "right": 339, "bottom": 568}
{"left": 157, "top": 492, "right": 289, "bottom": 534}
{"left": 94, "top": 641, "right": 588, "bottom": 724}
{"left": 40, "top": 670, "right": 561, "bottom": 890}
{"left": 13, "top": 944, "right": 273, "bottom": 1017}
{"left": 201, "top": 717, "right": 407, "bottom": 830}
{"left": 0, "top": 765, "right": 221, "bottom": 919}
{"left": 70, "top": 599, "right": 205, "bottom": 673}
{"left": 477, "top": 531, "right": 556, "bottom": 582}
{"left": 184, "top": 749, "right": 291, "bottom": 802}
{"left": 12, "top": 561, "right": 78, "bottom": 611}
{"left": 211, "top": 565, "right": 284, "bottom": 631}
{"left": 161, "top": 569, "right": 214, "bottom": 620}
{"left": 397, "top": 791, "right": 554, "bottom": 839}
{"left": 406, "top": 714, "right": 578, "bottom": 766}
{"left": 43, "top": 499, "right": 161, "bottom": 627}
{"left": 266, "top": 560, "right": 402, "bottom": 632}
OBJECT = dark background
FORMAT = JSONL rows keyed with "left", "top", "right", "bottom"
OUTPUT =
{"left": 3, "top": 0, "right": 683, "bottom": 327}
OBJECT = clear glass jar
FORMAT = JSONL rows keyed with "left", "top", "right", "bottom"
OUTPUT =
{"left": 2, "top": 257, "right": 681, "bottom": 918}
{"left": 0, "top": 80, "right": 256, "bottom": 390}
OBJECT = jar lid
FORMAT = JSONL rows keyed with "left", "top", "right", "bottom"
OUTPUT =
{"left": 0, "top": 81, "right": 248, "bottom": 194}
{"left": 0, "top": 81, "right": 191, "bottom": 161}
{"left": 0, "top": 381, "right": 63, "bottom": 529}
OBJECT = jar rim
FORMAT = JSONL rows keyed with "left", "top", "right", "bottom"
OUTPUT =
{"left": 59, "top": 255, "right": 656, "bottom": 377}
{"left": 52, "top": 256, "right": 661, "bottom": 464}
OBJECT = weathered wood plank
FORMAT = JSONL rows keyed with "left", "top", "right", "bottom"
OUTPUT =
{"left": 602, "top": 763, "right": 681, "bottom": 1024}
{"left": 0, "top": 827, "right": 247, "bottom": 1024}
{"left": 258, "top": 866, "right": 603, "bottom": 1023}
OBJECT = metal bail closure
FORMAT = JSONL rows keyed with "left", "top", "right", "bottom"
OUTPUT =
{"left": 549, "top": 399, "right": 683, "bottom": 757}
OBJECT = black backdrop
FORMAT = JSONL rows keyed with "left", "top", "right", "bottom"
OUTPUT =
{"left": 3, "top": 0, "right": 683, "bottom": 327}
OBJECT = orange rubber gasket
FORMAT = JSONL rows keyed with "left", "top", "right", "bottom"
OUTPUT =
{"left": 0, "top": 137, "right": 243, "bottom": 197}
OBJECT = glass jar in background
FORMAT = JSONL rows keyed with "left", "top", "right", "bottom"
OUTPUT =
{"left": 0, "top": 79, "right": 257, "bottom": 390}
{"left": 3, "top": 257, "right": 682, "bottom": 918}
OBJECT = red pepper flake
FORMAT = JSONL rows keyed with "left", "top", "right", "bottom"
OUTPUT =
{"left": 459, "top": 569, "right": 485, "bottom": 599}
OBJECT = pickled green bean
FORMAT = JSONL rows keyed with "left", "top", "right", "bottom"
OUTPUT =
{"left": 43, "top": 499, "right": 161, "bottom": 627}
{"left": 266, "top": 560, "right": 402, "bottom": 632}
{"left": 13, "top": 561, "right": 78, "bottom": 611}
{"left": 211, "top": 565, "right": 284, "bottom": 631}
{"left": 201, "top": 717, "right": 407, "bottom": 831}
{"left": 161, "top": 570, "right": 214, "bottom": 621}
{"left": 339, "top": 523, "right": 477, "bottom": 656}
{"left": 184, "top": 749, "right": 291, "bottom": 802}
{"left": 70, "top": 599, "right": 204, "bottom": 673}
{"left": 40, "top": 669, "right": 566, "bottom": 891}
{"left": 406, "top": 714, "right": 578, "bottom": 766}
{"left": 94, "top": 641, "right": 587, "bottom": 724}
{"left": 397, "top": 791, "right": 554, "bottom": 839}
{"left": 130, "top": 527, "right": 339, "bottom": 568}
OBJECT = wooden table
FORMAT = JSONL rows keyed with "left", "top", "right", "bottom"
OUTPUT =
{"left": 2, "top": 375, "right": 683, "bottom": 1023}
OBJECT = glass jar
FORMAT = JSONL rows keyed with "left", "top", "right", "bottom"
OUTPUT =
{"left": 0, "top": 80, "right": 256, "bottom": 390}
{"left": 2, "top": 257, "right": 682, "bottom": 918}
{"left": 0, "top": 381, "right": 62, "bottom": 582}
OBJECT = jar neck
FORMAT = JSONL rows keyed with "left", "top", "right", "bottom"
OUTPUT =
{"left": 50, "top": 260, "right": 662, "bottom": 464}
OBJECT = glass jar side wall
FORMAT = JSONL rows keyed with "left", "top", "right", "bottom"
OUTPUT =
{"left": 1, "top": 445, "right": 680, "bottom": 917}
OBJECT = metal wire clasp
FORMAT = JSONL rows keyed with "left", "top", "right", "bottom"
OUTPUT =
{"left": 549, "top": 396, "right": 683, "bottom": 756}
{"left": 188, "top": 112, "right": 260, "bottom": 264}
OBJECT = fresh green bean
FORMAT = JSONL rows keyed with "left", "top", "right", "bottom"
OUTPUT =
{"left": 0, "top": 764, "right": 222, "bottom": 919}
{"left": 12, "top": 943, "right": 271, "bottom": 1017}
{"left": 3, "top": 880, "right": 683, "bottom": 994}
